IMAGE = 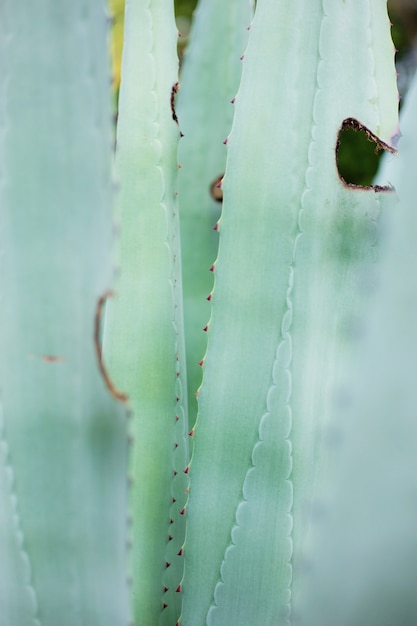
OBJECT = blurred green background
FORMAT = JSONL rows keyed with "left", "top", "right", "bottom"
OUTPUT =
{"left": 109, "top": 0, "right": 417, "bottom": 187}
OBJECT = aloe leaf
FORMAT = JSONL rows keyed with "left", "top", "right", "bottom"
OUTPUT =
{"left": 0, "top": 426, "right": 38, "bottom": 624}
{"left": 182, "top": 1, "right": 398, "bottom": 624}
{"left": 0, "top": 2, "right": 129, "bottom": 625}
{"left": 296, "top": 70, "right": 417, "bottom": 626}
{"left": 102, "top": 0, "right": 188, "bottom": 623}
{"left": 176, "top": 0, "right": 253, "bottom": 427}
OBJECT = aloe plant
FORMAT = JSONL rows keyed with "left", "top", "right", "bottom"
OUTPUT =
{"left": 102, "top": 1, "right": 189, "bottom": 624}
{"left": 296, "top": 70, "right": 417, "bottom": 626}
{"left": 181, "top": 1, "right": 398, "bottom": 623}
{"left": 1, "top": 0, "right": 415, "bottom": 624}
{"left": 0, "top": 2, "right": 128, "bottom": 624}
{"left": 176, "top": 0, "right": 253, "bottom": 426}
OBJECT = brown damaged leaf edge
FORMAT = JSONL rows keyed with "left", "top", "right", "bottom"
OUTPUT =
{"left": 94, "top": 290, "right": 128, "bottom": 403}
{"left": 336, "top": 117, "right": 397, "bottom": 191}
{"left": 171, "top": 82, "right": 183, "bottom": 136}
{"left": 210, "top": 173, "right": 224, "bottom": 202}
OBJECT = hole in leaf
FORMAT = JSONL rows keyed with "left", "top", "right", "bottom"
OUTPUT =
{"left": 210, "top": 174, "right": 224, "bottom": 203}
{"left": 336, "top": 118, "right": 396, "bottom": 190}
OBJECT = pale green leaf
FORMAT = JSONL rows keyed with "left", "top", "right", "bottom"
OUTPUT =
{"left": 296, "top": 70, "right": 417, "bottom": 626}
{"left": 0, "top": 2, "right": 129, "bottom": 624}
{"left": 102, "top": 0, "right": 188, "bottom": 623}
{"left": 177, "top": 0, "right": 253, "bottom": 427}
{"left": 183, "top": 1, "right": 398, "bottom": 624}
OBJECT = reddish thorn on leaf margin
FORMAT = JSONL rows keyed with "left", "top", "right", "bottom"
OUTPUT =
{"left": 206, "top": 294, "right": 212, "bottom": 301}
{"left": 240, "top": 54, "right": 245, "bottom": 60}
{"left": 163, "top": 603, "right": 168, "bottom": 609}
{"left": 231, "top": 97, "right": 235, "bottom": 104}
{"left": 179, "top": 507, "right": 186, "bottom": 516}
{"left": 177, "top": 547, "right": 184, "bottom": 556}
{"left": 184, "top": 466, "right": 190, "bottom": 474}
{"left": 165, "top": 561, "right": 171, "bottom": 568}
{"left": 213, "top": 222, "right": 219, "bottom": 231}
{"left": 209, "top": 264, "right": 215, "bottom": 272}
{"left": 195, "top": 390, "right": 199, "bottom": 398}
{"left": 223, "top": 137, "right": 229, "bottom": 145}
{"left": 176, "top": 585, "right": 182, "bottom": 593}
{"left": 188, "top": 429, "right": 194, "bottom": 437}
{"left": 198, "top": 359, "right": 204, "bottom": 367}
{"left": 203, "top": 325, "right": 209, "bottom": 332}
{"left": 164, "top": 586, "right": 169, "bottom": 593}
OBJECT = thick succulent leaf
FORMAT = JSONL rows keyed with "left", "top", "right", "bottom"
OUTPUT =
{"left": 102, "top": 0, "right": 188, "bottom": 623}
{"left": 176, "top": 0, "right": 253, "bottom": 427}
{"left": 0, "top": 432, "right": 39, "bottom": 624}
{"left": 0, "top": 2, "right": 129, "bottom": 625}
{"left": 182, "top": 1, "right": 398, "bottom": 624}
{"left": 296, "top": 70, "right": 417, "bottom": 626}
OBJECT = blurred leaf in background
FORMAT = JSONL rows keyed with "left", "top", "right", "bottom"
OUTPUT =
{"left": 109, "top": 0, "right": 125, "bottom": 92}
{"left": 388, "top": 0, "right": 417, "bottom": 98}
{"left": 109, "top": 0, "right": 198, "bottom": 93}
{"left": 337, "top": 0, "right": 417, "bottom": 186}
